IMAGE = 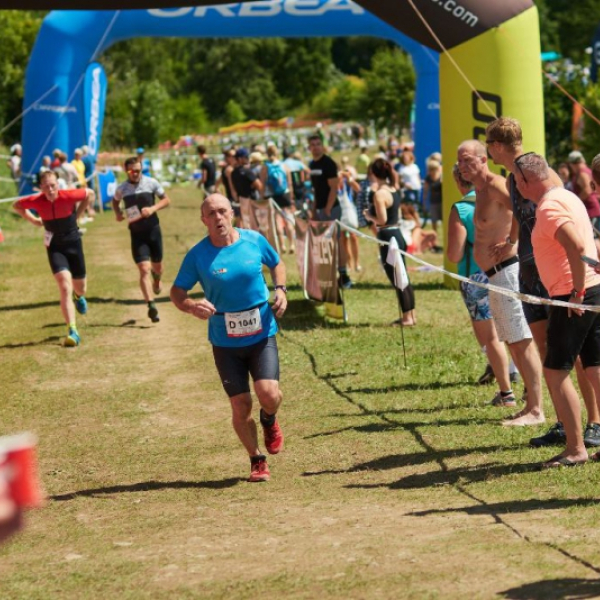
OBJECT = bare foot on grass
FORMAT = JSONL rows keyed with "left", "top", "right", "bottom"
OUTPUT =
{"left": 502, "top": 411, "right": 545, "bottom": 427}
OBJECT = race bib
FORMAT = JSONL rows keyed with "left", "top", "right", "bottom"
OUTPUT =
{"left": 43, "top": 230, "right": 53, "bottom": 248}
{"left": 224, "top": 308, "right": 262, "bottom": 338}
{"left": 125, "top": 205, "right": 142, "bottom": 222}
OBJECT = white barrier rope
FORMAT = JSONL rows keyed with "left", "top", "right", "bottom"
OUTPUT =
{"left": 336, "top": 220, "right": 600, "bottom": 313}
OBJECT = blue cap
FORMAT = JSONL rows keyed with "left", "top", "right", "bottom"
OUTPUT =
{"left": 235, "top": 147, "right": 249, "bottom": 159}
{"left": 136, "top": 147, "right": 145, "bottom": 154}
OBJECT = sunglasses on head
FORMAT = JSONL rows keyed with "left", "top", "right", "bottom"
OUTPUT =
{"left": 513, "top": 152, "right": 536, "bottom": 183}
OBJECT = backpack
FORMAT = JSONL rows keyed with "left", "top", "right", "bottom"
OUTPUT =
{"left": 266, "top": 161, "right": 288, "bottom": 196}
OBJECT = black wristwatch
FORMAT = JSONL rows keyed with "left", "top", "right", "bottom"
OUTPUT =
{"left": 274, "top": 285, "right": 287, "bottom": 294}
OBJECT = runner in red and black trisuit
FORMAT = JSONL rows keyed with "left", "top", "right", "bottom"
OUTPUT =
{"left": 13, "top": 170, "right": 94, "bottom": 347}
{"left": 112, "top": 157, "right": 171, "bottom": 323}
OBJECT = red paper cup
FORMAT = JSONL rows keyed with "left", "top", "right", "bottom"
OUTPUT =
{"left": 0, "top": 433, "right": 44, "bottom": 509}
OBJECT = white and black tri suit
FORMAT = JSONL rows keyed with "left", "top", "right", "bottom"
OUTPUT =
{"left": 114, "top": 176, "right": 166, "bottom": 264}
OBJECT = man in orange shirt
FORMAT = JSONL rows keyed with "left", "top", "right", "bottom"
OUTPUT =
{"left": 514, "top": 153, "right": 600, "bottom": 468}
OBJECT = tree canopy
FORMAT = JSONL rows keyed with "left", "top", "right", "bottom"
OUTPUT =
{"left": 0, "top": 4, "right": 598, "bottom": 151}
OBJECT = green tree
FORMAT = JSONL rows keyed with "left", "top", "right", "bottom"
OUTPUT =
{"left": 358, "top": 47, "right": 415, "bottom": 129}
{"left": 132, "top": 80, "right": 170, "bottom": 148}
{"left": 224, "top": 99, "right": 246, "bottom": 125}
{"left": 536, "top": 0, "right": 600, "bottom": 62}
{"left": 0, "top": 11, "right": 44, "bottom": 144}
{"left": 103, "top": 72, "right": 137, "bottom": 148}
{"left": 579, "top": 83, "right": 600, "bottom": 161}
{"left": 160, "top": 93, "right": 210, "bottom": 141}
{"left": 330, "top": 76, "right": 365, "bottom": 121}
{"left": 272, "top": 38, "right": 332, "bottom": 107}
{"left": 542, "top": 61, "right": 588, "bottom": 164}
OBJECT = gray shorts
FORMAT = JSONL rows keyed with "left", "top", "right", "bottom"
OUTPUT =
{"left": 488, "top": 262, "right": 532, "bottom": 344}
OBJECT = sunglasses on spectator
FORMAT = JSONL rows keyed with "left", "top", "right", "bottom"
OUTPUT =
{"left": 513, "top": 152, "right": 536, "bottom": 184}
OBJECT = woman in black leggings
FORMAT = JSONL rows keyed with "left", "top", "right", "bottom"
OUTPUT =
{"left": 363, "top": 158, "right": 416, "bottom": 326}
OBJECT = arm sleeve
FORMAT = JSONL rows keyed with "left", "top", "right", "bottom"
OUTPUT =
{"left": 17, "top": 195, "right": 39, "bottom": 210}
{"left": 62, "top": 189, "right": 87, "bottom": 205}
{"left": 151, "top": 178, "right": 166, "bottom": 198}
{"left": 173, "top": 251, "right": 201, "bottom": 291}
{"left": 325, "top": 157, "right": 338, "bottom": 179}
{"left": 257, "top": 234, "right": 280, "bottom": 269}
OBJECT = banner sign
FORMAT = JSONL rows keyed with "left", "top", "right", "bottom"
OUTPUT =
{"left": 83, "top": 62, "right": 107, "bottom": 158}
{"left": 294, "top": 217, "right": 309, "bottom": 296}
{"left": 306, "top": 221, "right": 341, "bottom": 305}
{"left": 97, "top": 169, "right": 117, "bottom": 208}
{"left": 239, "top": 197, "right": 279, "bottom": 252}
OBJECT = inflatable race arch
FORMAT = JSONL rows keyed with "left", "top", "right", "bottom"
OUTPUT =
{"left": 21, "top": 0, "right": 544, "bottom": 221}
{"left": 21, "top": 3, "right": 440, "bottom": 192}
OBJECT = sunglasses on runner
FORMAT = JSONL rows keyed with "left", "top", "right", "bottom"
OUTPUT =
{"left": 127, "top": 169, "right": 142, "bottom": 175}
{"left": 513, "top": 152, "right": 536, "bottom": 184}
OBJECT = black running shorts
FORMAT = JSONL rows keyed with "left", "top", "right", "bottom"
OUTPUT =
{"left": 47, "top": 238, "right": 86, "bottom": 279}
{"left": 131, "top": 225, "right": 163, "bottom": 264}
{"left": 545, "top": 284, "right": 600, "bottom": 370}
{"left": 519, "top": 262, "right": 550, "bottom": 325}
{"left": 212, "top": 336, "right": 280, "bottom": 398}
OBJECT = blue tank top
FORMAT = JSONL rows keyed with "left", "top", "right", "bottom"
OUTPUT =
{"left": 453, "top": 192, "right": 479, "bottom": 277}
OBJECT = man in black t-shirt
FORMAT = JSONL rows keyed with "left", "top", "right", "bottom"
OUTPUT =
{"left": 197, "top": 145, "right": 216, "bottom": 199}
{"left": 232, "top": 148, "right": 263, "bottom": 205}
{"left": 308, "top": 134, "right": 351, "bottom": 289}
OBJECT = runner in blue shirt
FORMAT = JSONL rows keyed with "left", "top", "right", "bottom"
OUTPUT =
{"left": 171, "top": 193, "right": 287, "bottom": 482}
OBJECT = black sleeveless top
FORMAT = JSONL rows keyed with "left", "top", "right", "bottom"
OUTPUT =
{"left": 508, "top": 173, "right": 536, "bottom": 265}
{"left": 370, "top": 187, "right": 401, "bottom": 226}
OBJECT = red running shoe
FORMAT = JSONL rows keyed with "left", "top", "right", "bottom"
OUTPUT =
{"left": 262, "top": 419, "right": 284, "bottom": 454}
{"left": 248, "top": 456, "right": 270, "bottom": 482}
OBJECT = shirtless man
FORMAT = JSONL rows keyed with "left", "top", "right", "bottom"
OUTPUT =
{"left": 457, "top": 140, "right": 544, "bottom": 426}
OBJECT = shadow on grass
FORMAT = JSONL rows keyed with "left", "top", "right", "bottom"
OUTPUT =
{"left": 304, "top": 416, "right": 499, "bottom": 439}
{"left": 0, "top": 336, "right": 62, "bottom": 349}
{"left": 88, "top": 320, "right": 153, "bottom": 330}
{"left": 326, "top": 405, "right": 475, "bottom": 417}
{"left": 500, "top": 577, "right": 600, "bottom": 599}
{"left": 302, "top": 444, "right": 507, "bottom": 476}
{"left": 348, "top": 280, "right": 445, "bottom": 292}
{"left": 0, "top": 292, "right": 204, "bottom": 313}
{"left": 409, "top": 497, "right": 600, "bottom": 518}
{"left": 344, "top": 381, "right": 473, "bottom": 393}
{"left": 50, "top": 477, "right": 243, "bottom": 501}
{"left": 345, "top": 461, "right": 539, "bottom": 490}
{"left": 281, "top": 298, "right": 423, "bottom": 331}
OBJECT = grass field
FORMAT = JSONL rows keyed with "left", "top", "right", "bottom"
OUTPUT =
{"left": 1, "top": 186, "right": 600, "bottom": 599}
